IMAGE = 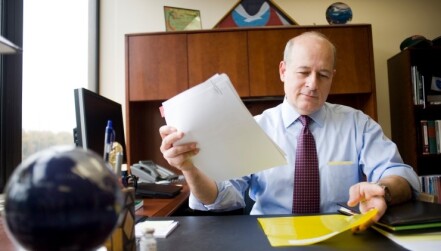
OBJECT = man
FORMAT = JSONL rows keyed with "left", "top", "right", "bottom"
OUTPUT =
{"left": 159, "top": 31, "right": 420, "bottom": 231}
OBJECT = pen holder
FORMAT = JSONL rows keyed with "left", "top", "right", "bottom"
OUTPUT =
{"left": 104, "top": 187, "right": 136, "bottom": 251}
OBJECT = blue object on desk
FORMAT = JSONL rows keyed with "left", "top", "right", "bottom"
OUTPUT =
{"left": 3, "top": 146, "right": 123, "bottom": 251}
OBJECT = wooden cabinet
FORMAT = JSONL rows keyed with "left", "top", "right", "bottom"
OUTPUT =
{"left": 247, "top": 26, "right": 375, "bottom": 97}
{"left": 388, "top": 48, "right": 441, "bottom": 175}
{"left": 125, "top": 24, "right": 377, "bottom": 170}
{"left": 126, "top": 34, "right": 188, "bottom": 100}
{"left": 187, "top": 31, "right": 249, "bottom": 96}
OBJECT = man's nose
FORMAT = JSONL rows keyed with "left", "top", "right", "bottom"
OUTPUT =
{"left": 305, "top": 73, "right": 318, "bottom": 90}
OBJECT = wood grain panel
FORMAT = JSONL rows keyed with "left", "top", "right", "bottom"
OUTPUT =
{"left": 187, "top": 31, "right": 249, "bottom": 96}
{"left": 126, "top": 34, "right": 188, "bottom": 101}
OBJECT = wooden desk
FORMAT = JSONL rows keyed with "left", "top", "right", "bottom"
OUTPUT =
{"left": 135, "top": 182, "right": 190, "bottom": 217}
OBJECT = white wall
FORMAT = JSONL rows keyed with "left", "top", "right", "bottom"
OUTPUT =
{"left": 100, "top": 0, "right": 441, "bottom": 137}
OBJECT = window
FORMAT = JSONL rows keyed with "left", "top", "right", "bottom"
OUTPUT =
{"left": 0, "top": 0, "right": 23, "bottom": 192}
{"left": 22, "top": 0, "right": 98, "bottom": 160}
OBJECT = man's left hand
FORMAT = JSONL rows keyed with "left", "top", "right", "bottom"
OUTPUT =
{"left": 347, "top": 182, "right": 387, "bottom": 232}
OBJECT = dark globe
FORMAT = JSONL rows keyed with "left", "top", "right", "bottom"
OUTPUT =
{"left": 3, "top": 146, "right": 123, "bottom": 251}
{"left": 326, "top": 2, "right": 353, "bottom": 24}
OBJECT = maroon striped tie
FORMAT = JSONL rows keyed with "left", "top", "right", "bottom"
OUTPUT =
{"left": 292, "top": 115, "right": 320, "bottom": 214}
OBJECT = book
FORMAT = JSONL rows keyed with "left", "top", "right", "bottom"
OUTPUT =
{"left": 411, "top": 66, "right": 418, "bottom": 105}
{"left": 338, "top": 200, "right": 441, "bottom": 232}
{"left": 436, "top": 120, "right": 441, "bottom": 154}
{"left": 411, "top": 66, "right": 426, "bottom": 106}
{"left": 135, "top": 220, "right": 179, "bottom": 238}
{"left": 420, "top": 175, "right": 441, "bottom": 204}
{"left": 421, "top": 120, "right": 430, "bottom": 154}
{"left": 418, "top": 70, "right": 425, "bottom": 106}
{"left": 427, "top": 120, "right": 437, "bottom": 154}
{"left": 427, "top": 94, "right": 441, "bottom": 103}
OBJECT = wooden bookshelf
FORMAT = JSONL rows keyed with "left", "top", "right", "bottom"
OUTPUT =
{"left": 388, "top": 48, "right": 441, "bottom": 175}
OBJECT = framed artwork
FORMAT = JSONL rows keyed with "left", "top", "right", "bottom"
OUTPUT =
{"left": 164, "top": 6, "right": 202, "bottom": 31}
{"left": 214, "top": 0, "right": 297, "bottom": 28}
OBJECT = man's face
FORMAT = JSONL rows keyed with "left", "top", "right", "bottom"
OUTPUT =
{"left": 279, "top": 35, "right": 335, "bottom": 115}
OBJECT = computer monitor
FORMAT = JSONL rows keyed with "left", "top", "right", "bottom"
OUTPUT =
{"left": 73, "top": 88, "right": 127, "bottom": 163}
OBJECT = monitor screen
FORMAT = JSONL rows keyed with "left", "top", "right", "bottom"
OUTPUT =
{"left": 74, "top": 88, "right": 127, "bottom": 163}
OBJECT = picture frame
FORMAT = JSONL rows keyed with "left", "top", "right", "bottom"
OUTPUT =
{"left": 164, "top": 6, "right": 202, "bottom": 31}
{"left": 214, "top": 0, "right": 297, "bottom": 28}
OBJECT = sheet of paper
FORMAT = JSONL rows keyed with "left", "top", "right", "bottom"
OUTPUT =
{"left": 162, "top": 73, "right": 287, "bottom": 181}
{"left": 373, "top": 226, "right": 441, "bottom": 251}
{"left": 258, "top": 209, "right": 377, "bottom": 246}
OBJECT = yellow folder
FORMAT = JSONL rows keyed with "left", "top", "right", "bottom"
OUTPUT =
{"left": 258, "top": 209, "right": 377, "bottom": 246}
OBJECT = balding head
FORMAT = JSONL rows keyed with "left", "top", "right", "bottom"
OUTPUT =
{"left": 283, "top": 31, "right": 336, "bottom": 69}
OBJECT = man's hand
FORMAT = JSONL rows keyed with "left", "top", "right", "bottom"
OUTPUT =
{"left": 347, "top": 182, "right": 387, "bottom": 232}
{"left": 159, "top": 125, "right": 218, "bottom": 205}
{"left": 347, "top": 176, "right": 413, "bottom": 232}
{"left": 159, "top": 125, "right": 199, "bottom": 172}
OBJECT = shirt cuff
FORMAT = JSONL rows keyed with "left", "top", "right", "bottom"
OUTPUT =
{"left": 189, "top": 181, "right": 245, "bottom": 211}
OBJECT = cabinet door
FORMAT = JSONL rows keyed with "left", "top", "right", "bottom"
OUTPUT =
{"left": 248, "top": 29, "right": 304, "bottom": 96}
{"left": 320, "top": 26, "right": 374, "bottom": 94}
{"left": 126, "top": 34, "right": 188, "bottom": 101}
{"left": 187, "top": 31, "right": 249, "bottom": 96}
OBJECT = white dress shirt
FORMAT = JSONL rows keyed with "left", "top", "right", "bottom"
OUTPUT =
{"left": 189, "top": 98, "right": 420, "bottom": 214}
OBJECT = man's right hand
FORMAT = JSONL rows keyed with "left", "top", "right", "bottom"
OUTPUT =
{"left": 159, "top": 125, "right": 218, "bottom": 205}
{"left": 159, "top": 125, "right": 199, "bottom": 172}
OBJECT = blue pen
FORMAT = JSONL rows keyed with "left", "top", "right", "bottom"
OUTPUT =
{"left": 103, "top": 120, "right": 115, "bottom": 162}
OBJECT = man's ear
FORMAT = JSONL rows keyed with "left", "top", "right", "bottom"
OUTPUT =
{"left": 279, "top": 61, "right": 286, "bottom": 82}
{"left": 330, "top": 69, "right": 336, "bottom": 81}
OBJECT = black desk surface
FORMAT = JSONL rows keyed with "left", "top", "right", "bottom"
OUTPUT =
{"left": 152, "top": 215, "right": 407, "bottom": 251}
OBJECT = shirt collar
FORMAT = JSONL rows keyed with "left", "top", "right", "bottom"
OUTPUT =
{"left": 281, "top": 97, "right": 326, "bottom": 129}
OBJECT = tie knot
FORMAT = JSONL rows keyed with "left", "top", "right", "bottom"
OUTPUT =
{"left": 299, "top": 115, "right": 311, "bottom": 127}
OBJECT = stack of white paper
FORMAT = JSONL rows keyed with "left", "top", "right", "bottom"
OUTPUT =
{"left": 162, "top": 73, "right": 287, "bottom": 181}
{"left": 135, "top": 220, "right": 179, "bottom": 238}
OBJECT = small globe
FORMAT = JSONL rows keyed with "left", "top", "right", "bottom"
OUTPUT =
{"left": 3, "top": 146, "right": 123, "bottom": 251}
{"left": 326, "top": 2, "right": 353, "bottom": 24}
